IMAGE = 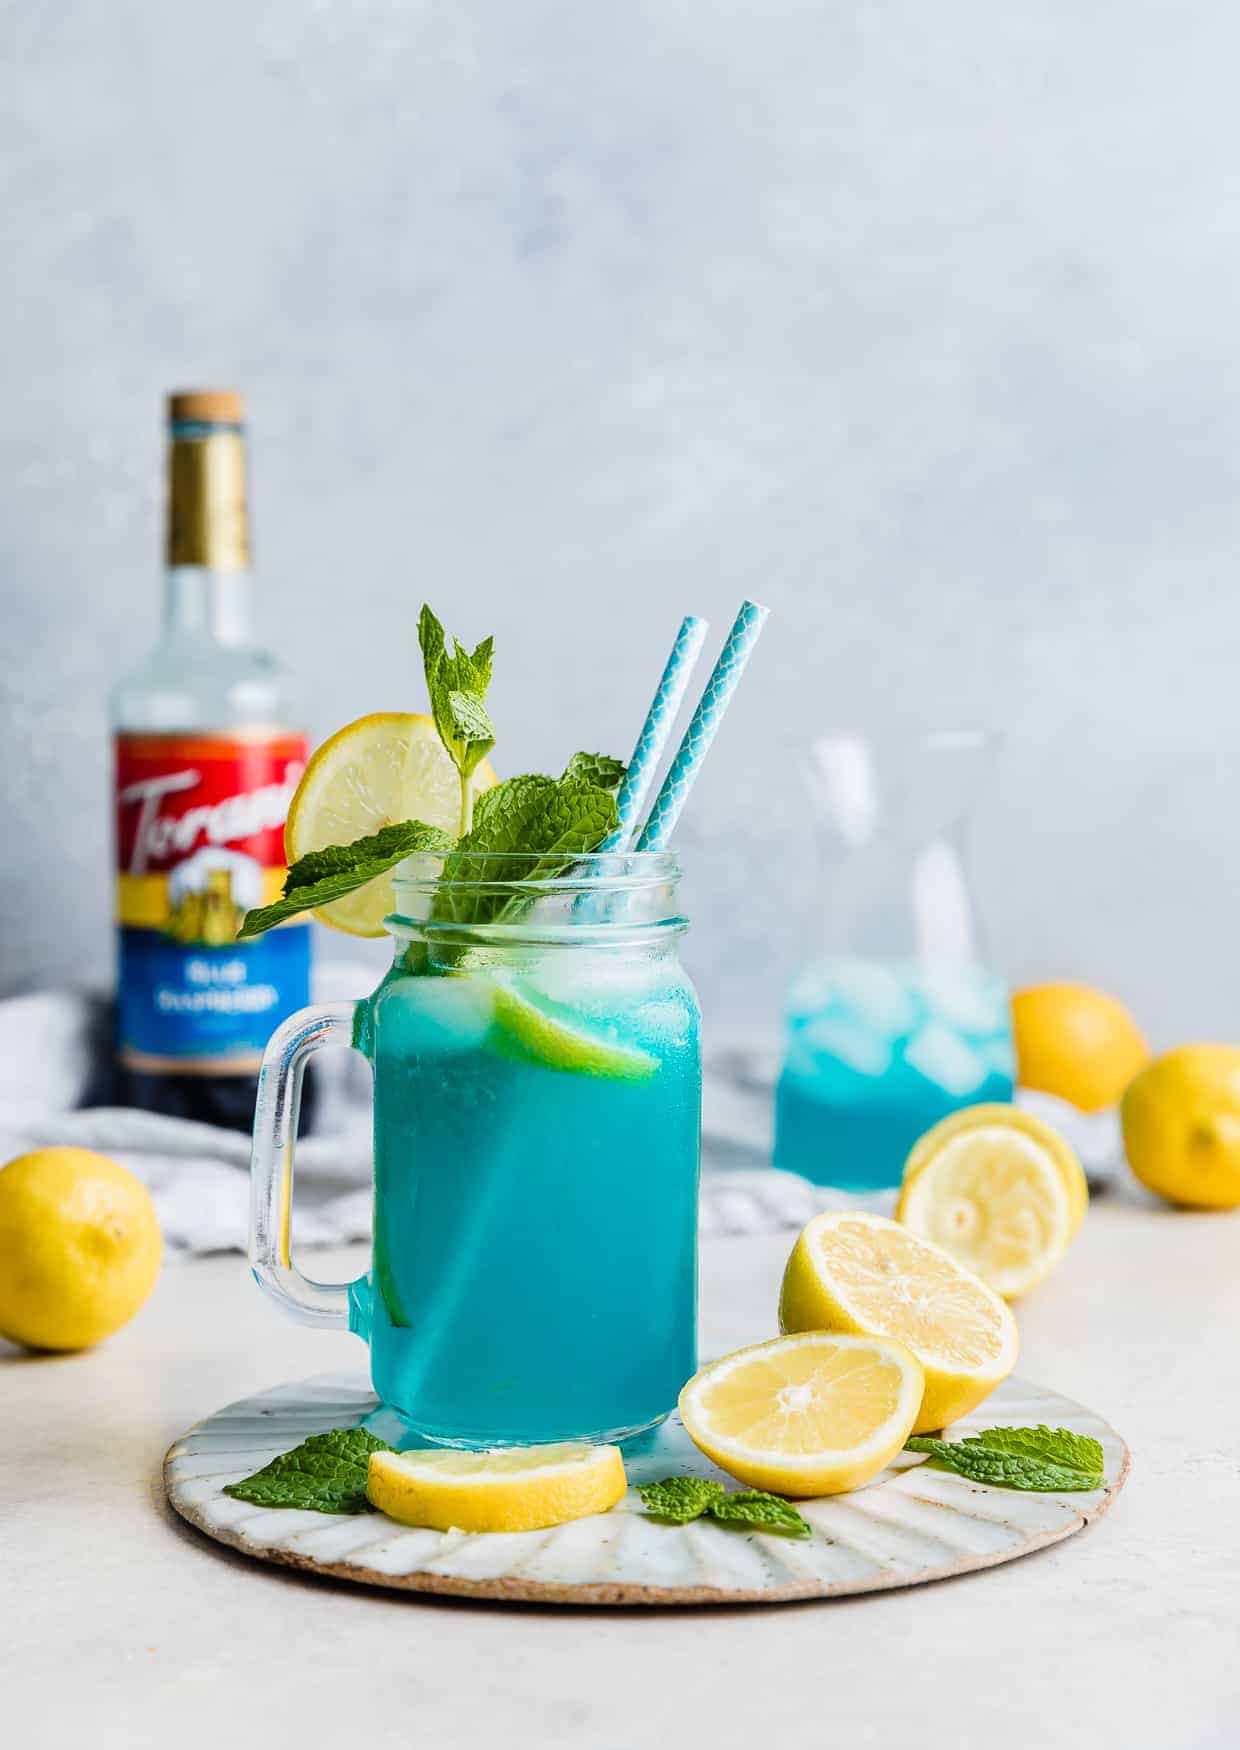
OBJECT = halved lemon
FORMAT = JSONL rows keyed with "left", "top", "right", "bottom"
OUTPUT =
{"left": 779, "top": 1211, "right": 1018, "bottom": 1433}
{"left": 679, "top": 1332, "right": 924, "bottom": 1497}
{"left": 897, "top": 1104, "right": 1084, "bottom": 1297}
{"left": 366, "top": 1442, "right": 626, "bottom": 1533}
{"left": 284, "top": 712, "right": 497, "bottom": 936}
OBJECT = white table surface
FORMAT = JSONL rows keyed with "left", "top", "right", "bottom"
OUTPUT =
{"left": 3, "top": 1193, "right": 1237, "bottom": 1750}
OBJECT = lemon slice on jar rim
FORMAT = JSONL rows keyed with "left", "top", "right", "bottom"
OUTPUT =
{"left": 283, "top": 712, "right": 497, "bottom": 937}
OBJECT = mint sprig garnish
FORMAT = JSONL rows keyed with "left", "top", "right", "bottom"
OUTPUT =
{"left": 223, "top": 1427, "right": 394, "bottom": 1514}
{"left": 562, "top": 751, "right": 626, "bottom": 793}
{"left": 241, "top": 606, "right": 628, "bottom": 940}
{"left": 637, "top": 1477, "right": 812, "bottom": 1538}
{"left": 238, "top": 821, "right": 454, "bottom": 938}
{"left": 906, "top": 1425, "right": 1106, "bottom": 1491}
{"left": 417, "top": 604, "right": 496, "bottom": 837}
{"left": 434, "top": 767, "right": 622, "bottom": 927}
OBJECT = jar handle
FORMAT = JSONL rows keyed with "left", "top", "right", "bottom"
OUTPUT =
{"left": 249, "top": 1001, "right": 369, "bottom": 1330}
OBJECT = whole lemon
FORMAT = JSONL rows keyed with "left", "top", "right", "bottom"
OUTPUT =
{"left": 1121, "top": 1046, "right": 1240, "bottom": 1210}
{"left": 0, "top": 1148, "right": 162, "bottom": 1350}
{"left": 1012, "top": 982, "right": 1149, "bottom": 1112}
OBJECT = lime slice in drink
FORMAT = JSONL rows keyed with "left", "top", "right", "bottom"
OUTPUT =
{"left": 489, "top": 977, "right": 658, "bottom": 1080}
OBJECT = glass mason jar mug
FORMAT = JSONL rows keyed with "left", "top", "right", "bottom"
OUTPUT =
{"left": 250, "top": 852, "right": 701, "bottom": 1448}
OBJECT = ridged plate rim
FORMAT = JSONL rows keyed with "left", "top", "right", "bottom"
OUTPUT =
{"left": 164, "top": 1371, "right": 1129, "bottom": 1607}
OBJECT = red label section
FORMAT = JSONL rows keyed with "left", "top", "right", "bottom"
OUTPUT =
{"left": 115, "top": 732, "right": 307, "bottom": 876}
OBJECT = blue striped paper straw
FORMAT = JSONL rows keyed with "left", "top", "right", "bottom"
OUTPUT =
{"left": 636, "top": 599, "right": 770, "bottom": 852}
{"left": 604, "top": 614, "right": 710, "bottom": 851}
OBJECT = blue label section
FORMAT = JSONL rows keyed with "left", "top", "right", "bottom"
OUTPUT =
{"left": 118, "top": 925, "right": 311, "bottom": 1064}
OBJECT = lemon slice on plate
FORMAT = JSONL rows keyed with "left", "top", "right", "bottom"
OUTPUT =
{"left": 897, "top": 1104, "right": 1084, "bottom": 1297}
{"left": 284, "top": 712, "right": 497, "bottom": 937}
{"left": 679, "top": 1332, "right": 924, "bottom": 1497}
{"left": 366, "top": 1442, "right": 626, "bottom": 1533}
{"left": 779, "top": 1210, "right": 1018, "bottom": 1433}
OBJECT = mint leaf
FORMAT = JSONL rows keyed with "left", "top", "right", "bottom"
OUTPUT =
{"left": 637, "top": 1478, "right": 811, "bottom": 1536}
{"left": 418, "top": 605, "right": 495, "bottom": 832}
{"left": 562, "top": 752, "right": 626, "bottom": 794}
{"left": 435, "top": 774, "right": 620, "bottom": 927}
{"left": 284, "top": 822, "right": 453, "bottom": 888}
{"left": 958, "top": 1425, "right": 1105, "bottom": 1474}
{"left": 223, "top": 1428, "right": 393, "bottom": 1514}
{"left": 906, "top": 1425, "right": 1105, "bottom": 1491}
{"left": 238, "top": 820, "right": 454, "bottom": 938}
{"left": 466, "top": 773, "right": 557, "bottom": 848}
{"left": 462, "top": 771, "right": 621, "bottom": 865}
{"left": 447, "top": 688, "right": 495, "bottom": 749}
{"left": 708, "top": 1491, "right": 812, "bottom": 1538}
{"left": 637, "top": 1476, "right": 725, "bottom": 1523}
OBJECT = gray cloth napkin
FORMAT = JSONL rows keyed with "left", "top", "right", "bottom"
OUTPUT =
{"left": 0, "top": 981, "right": 1123, "bottom": 1255}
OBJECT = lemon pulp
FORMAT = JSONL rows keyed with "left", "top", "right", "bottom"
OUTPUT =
{"left": 679, "top": 1331, "right": 924, "bottom": 1496}
{"left": 779, "top": 1211, "right": 1018, "bottom": 1432}
{"left": 897, "top": 1104, "right": 1082, "bottom": 1296}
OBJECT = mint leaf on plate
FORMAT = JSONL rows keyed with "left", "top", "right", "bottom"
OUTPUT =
{"left": 958, "top": 1425, "right": 1104, "bottom": 1474}
{"left": 906, "top": 1425, "right": 1106, "bottom": 1491}
{"left": 238, "top": 821, "right": 454, "bottom": 938}
{"left": 637, "top": 1476, "right": 725, "bottom": 1523}
{"left": 223, "top": 1428, "right": 394, "bottom": 1514}
{"left": 708, "top": 1490, "right": 812, "bottom": 1538}
{"left": 637, "top": 1477, "right": 811, "bottom": 1537}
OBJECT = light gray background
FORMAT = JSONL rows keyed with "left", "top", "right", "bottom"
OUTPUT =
{"left": 3, "top": 0, "right": 1238, "bottom": 1044}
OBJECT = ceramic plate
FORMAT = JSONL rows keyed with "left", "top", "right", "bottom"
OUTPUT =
{"left": 165, "top": 1372, "right": 1128, "bottom": 1606}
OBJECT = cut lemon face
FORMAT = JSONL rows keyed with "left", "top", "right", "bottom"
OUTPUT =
{"left": 366, "top": 1442, "right": 626, "bottom": 1534}
{"left": 284, "top": 713, "right": 497, "bottom": 936}
{"left": 679, "top": 1332, "right": 924, "bottom": 1497}
{"left": 779, "top": 1211, "right": 1018, "bottom": 1433}
{"left": 897, "top": 1104, "right": 1084, "bottom": 1297}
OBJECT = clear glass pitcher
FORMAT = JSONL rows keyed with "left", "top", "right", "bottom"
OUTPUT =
{"left": 250, "top": 851, "right": 701, "bottom": 1448}
{"left": 774, "top": 732, "right": 1014, "bottom": 1190}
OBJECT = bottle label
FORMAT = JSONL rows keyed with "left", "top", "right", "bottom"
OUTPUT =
{"left": 114, "top": 731, "right": 311, "bottom": 1073}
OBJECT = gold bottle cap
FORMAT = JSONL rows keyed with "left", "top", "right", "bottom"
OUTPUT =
{"left": 165, "top": 392, "right": 250, "bottom": 569}
{"left": 168, "top": 389, "right": 245, "bottom": 424}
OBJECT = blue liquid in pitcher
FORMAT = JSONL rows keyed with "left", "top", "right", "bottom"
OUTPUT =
{"left": 774, "top": 959, "right": 1014, "bottom": 1191}
{"left": 366, "top": 949, "right": 700, "bottom": 1447}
